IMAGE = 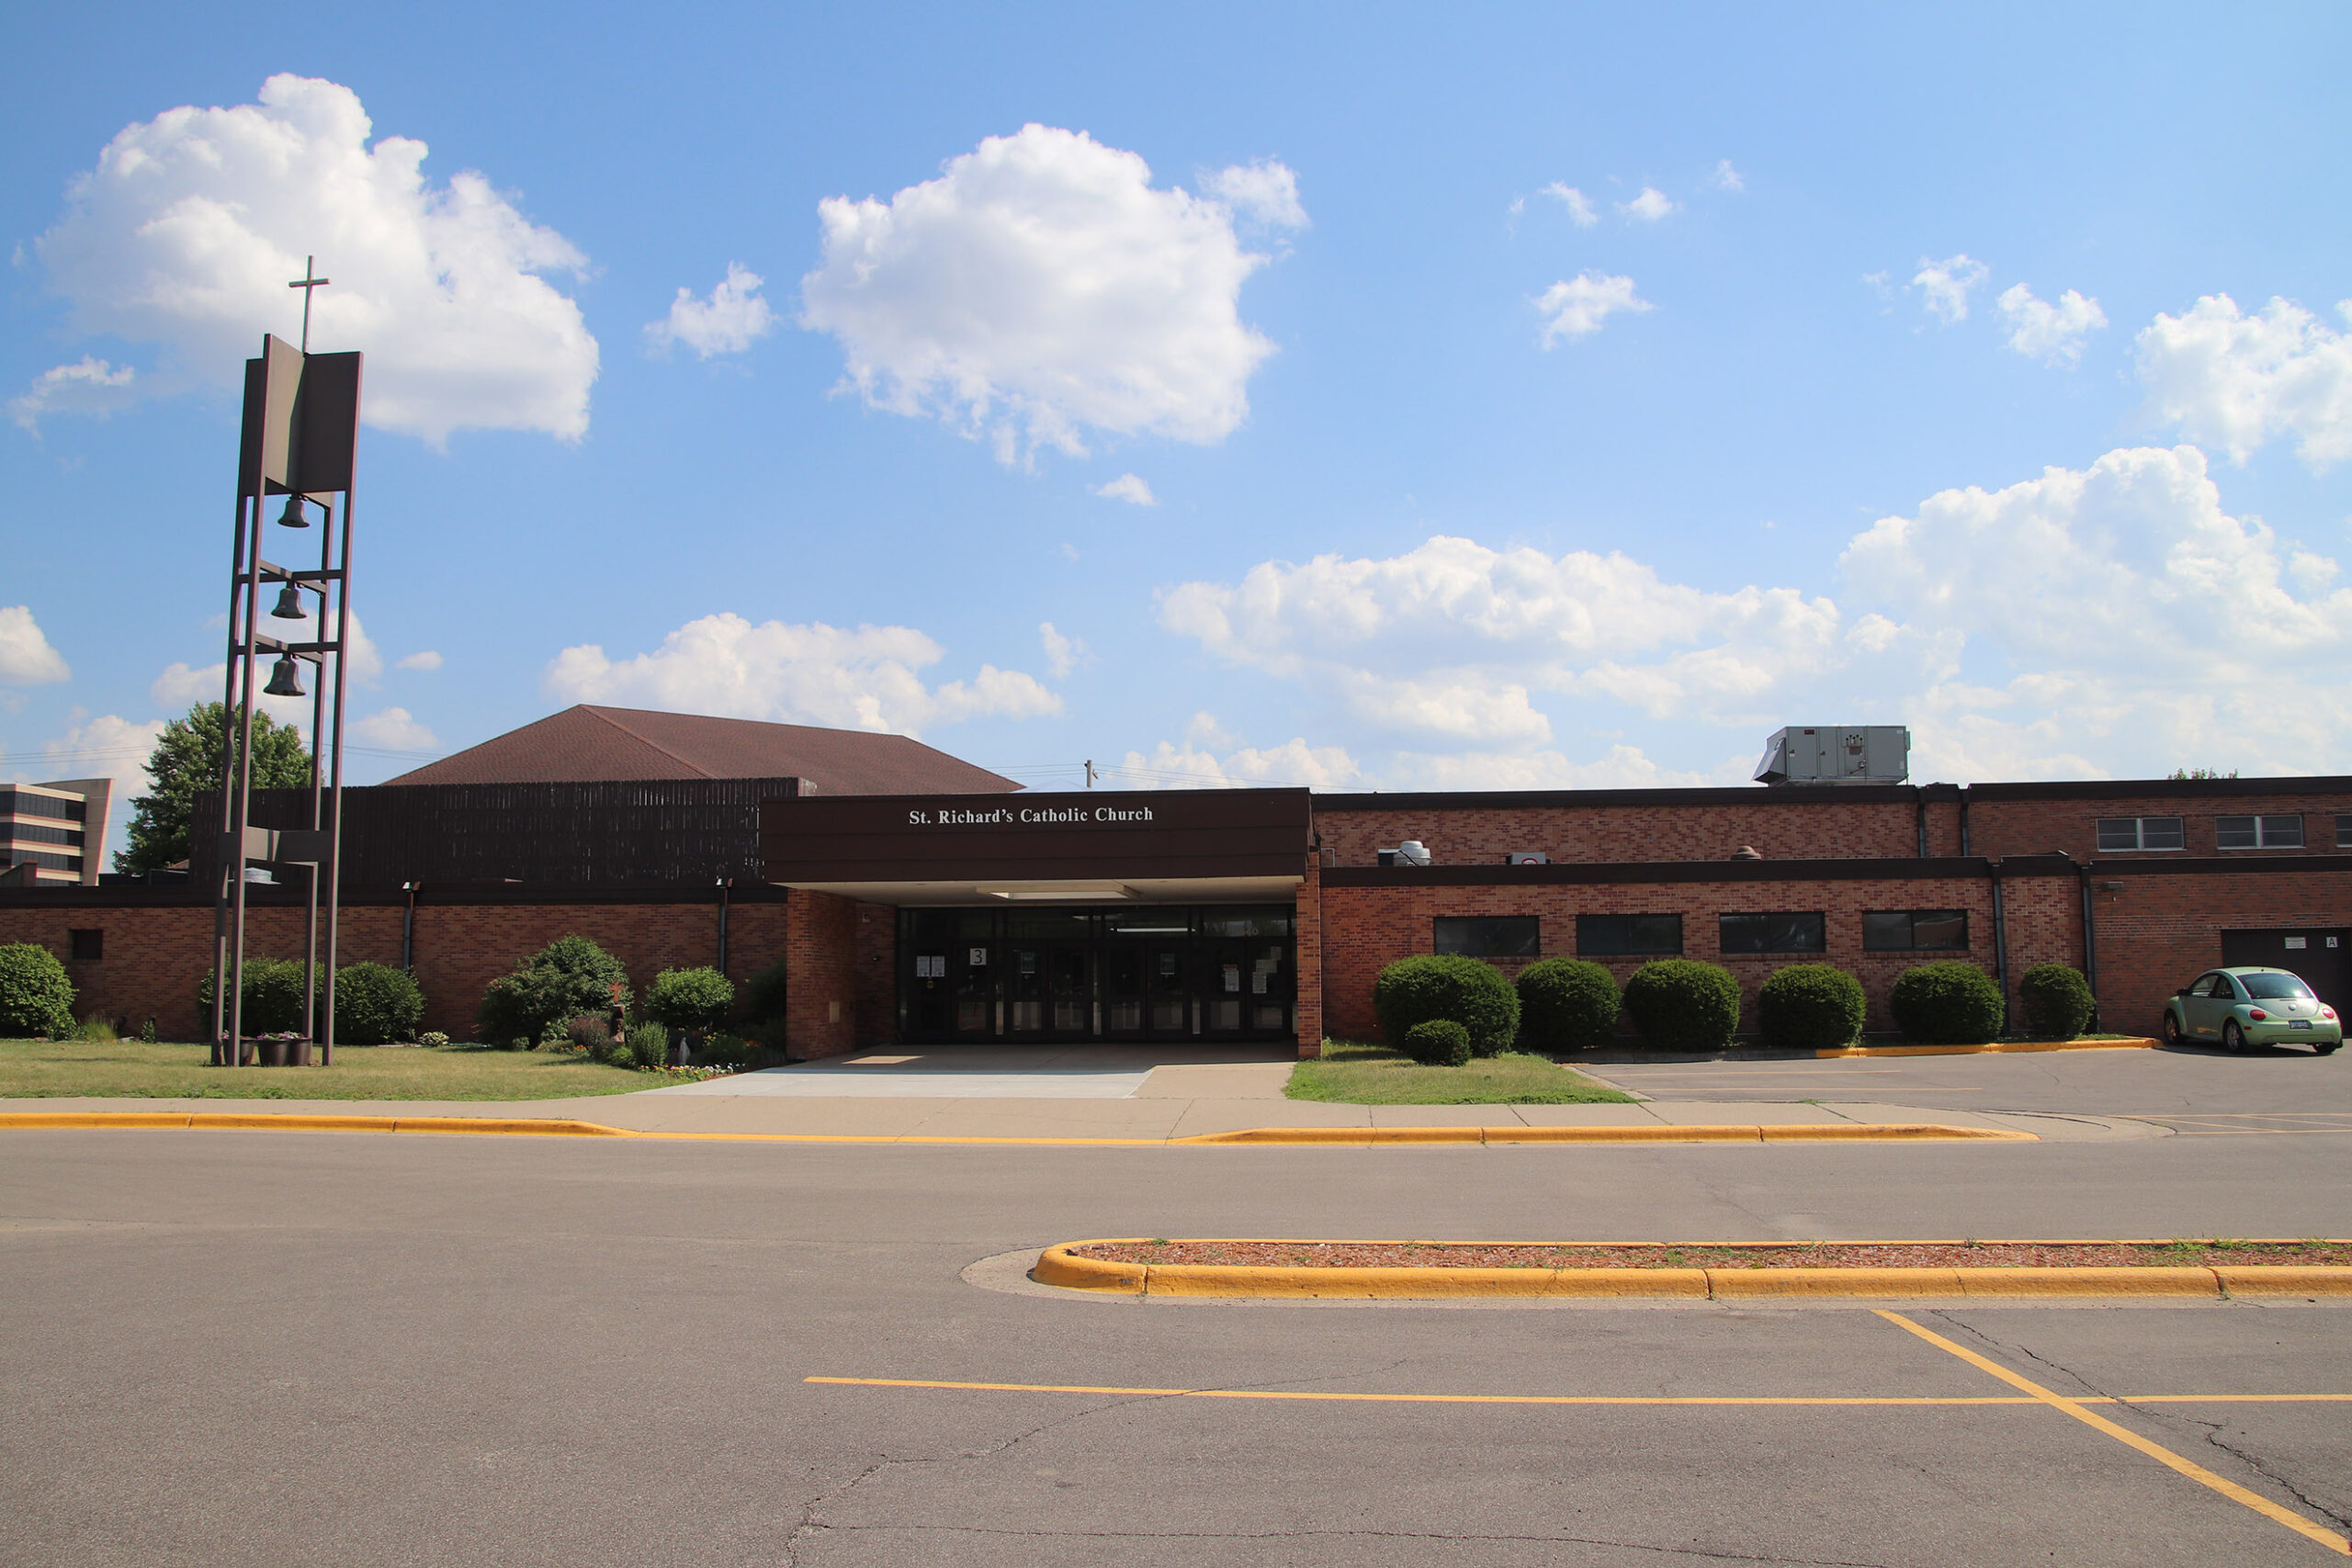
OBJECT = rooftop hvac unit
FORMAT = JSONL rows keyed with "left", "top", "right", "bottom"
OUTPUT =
{"left": 1754, "top": 726, "right": 1909, "bottom": 786}
{"left": 1377, "top": 840, "right": 1432, "bottom": 867}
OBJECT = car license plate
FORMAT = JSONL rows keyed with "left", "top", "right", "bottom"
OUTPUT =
{"left": 2291, "top": 1020, "right": 2312, "bottom": 1029}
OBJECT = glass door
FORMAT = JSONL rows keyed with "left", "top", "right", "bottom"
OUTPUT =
{"left": 1004, "top": 945, "right": 1046, "bottom": 1034}
{"left": 1050, "top": 947, "right": 1093, "bottom": 1036}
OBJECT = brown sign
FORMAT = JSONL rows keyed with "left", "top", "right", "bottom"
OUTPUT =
{"left": 763, "top": 788, "right": 1310, "bottom": 883}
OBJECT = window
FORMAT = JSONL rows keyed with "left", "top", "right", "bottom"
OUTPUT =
{"left": 2216, "top": 815, "right": 2303, "bottom": 850}
{"left": 1576, "top": 914, "right": 1683, "bottom": 956}
{"left": 2242, "top": 973, "right": 2315, "bottom": 1000}
{"left": 2337, "top": 814, "right": 2352, "bottom": 849}
{"left": 1719, "top": 912, "right": 1826, "bottom": 953}
{"left": 2096, "top": 817, "right": 2183, "bottom": 852}
{"left": 1863, "top": 910, "right": 1969, "bottom": 952}
{"left": 1433, "top": 916, "right": 1540, "bottom": 958}
{"left": 4, "top": 821, "right": 84, "bottom": 848}
{"left": 68, "top": 929, "right": 102, "bottom": 962}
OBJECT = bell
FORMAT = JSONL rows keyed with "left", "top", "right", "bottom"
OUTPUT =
{"left": 269, "top": 582, "right": 305, "bottom": 620}
{"left": 263, "top": 655, "right": 306, "bottom": 699}
{"left": 276, "top": 493, "right": 311, "bottom": 528}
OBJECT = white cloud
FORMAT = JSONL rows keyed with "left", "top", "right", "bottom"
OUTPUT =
{"left": 1997, "top": 283, "right": 2107, "bottom": 367}
{"left": 1383, "top": 744, "right": 1733, "bottom": 792}
{"left": 2135, "top": 293, "right": 2352, "bottom": 468}
{"left": 1200, "top": 159, "right": 1308, "bottom": 231}
{"left": 147, "top": 611, "right": 386, "bottom": 730}
{"left": 1093, "top": 472, "right": 1157, "bottom": 506}
{"left": 31, "top": 73, "right": 597, "bottom": 445}
{"left": 1039, "top": 622, "right": 1088, "bottom": 678}
{"left": 1618, "top": 186, "right": 1679, "bottom": 222}
{"left": 1534, "top": 271, "right": 1652, "bottom": 345}
{"left": 1707, "top": 160, "right": 1745, "bottom": 193}
{"left": 1912, "top": 254, "right": 1989, "bottom": 323}
{"left": 645, "top": 263, "right": 776, "bottom": 358}
{"left": 0, "top": 607, "right": 71, "bottom": 685}
{"left": 1540, "top": 183, "right": 1599, "bottom": 227}
{"left": 543, "top": 613, "right": 1061, "bottom": 736}
{"left": 8, "top": 357, "right": 138, "bottom": 434}
{"left": 798, "top": 125, "right": 1291, "bottom": 466}
{"left": 346, "top": 707, "right": 438, "bottom": 751}
{"left": 395, "top": 649, "right": 443, "bottom": 671}
{"left": 1117, "top": 735, "right": 1362, "bottom": 790}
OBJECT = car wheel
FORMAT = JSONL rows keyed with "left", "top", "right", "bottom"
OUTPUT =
{"left": 2317, "top": 1041, "right": 2341, "bottom": 1056}
{"left": 2164, "top": 1011, "right": 2188, "bottom": 1047}
{"left": 2222, "top": 1021, "right": 2247, "bottom": 1055}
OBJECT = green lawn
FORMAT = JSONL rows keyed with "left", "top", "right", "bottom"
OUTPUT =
{"left": 1288, "top": 1041, "right": 1637, "bottom": 1105}
{"left": 0, "top": 1037, "right": 656, "bottom": 1100}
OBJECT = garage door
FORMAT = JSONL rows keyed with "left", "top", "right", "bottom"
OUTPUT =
{"left": 2220, "top": 928, "right": 2352, "bottom": 1013}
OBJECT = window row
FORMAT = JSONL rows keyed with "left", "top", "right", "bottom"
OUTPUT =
{"left": 2097, "top": 814, "right": 2350, "bottom": 852}
{"left": 1432, "top": 910, "right": 1968, "bottom": 959}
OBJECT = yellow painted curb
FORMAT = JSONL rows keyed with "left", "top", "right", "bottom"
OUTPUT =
{"left": 1815, "top": 1037, "right": 2159, "bottom": 1058}
{"left": 1031, "top": 1238, "right": 2352, "bottom": 1300}
{"left": 0, "top": 1112, "right": 2034, "bottom": 1145}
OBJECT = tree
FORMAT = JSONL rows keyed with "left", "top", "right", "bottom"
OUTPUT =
{"left": 118, "top": 702, "right": 311, "bottom": 874}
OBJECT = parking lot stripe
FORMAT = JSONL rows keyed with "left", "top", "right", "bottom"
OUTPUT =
{"left": 805, "top": 1376, "right": 2352, "bottom": 1408}
{"left": 1873, "top": 1311, "right": 2352, "bottom": 1556}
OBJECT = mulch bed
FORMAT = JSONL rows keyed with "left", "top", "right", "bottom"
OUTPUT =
{"left": 1072, "top": 1240, "right": 2352, "bottom": 1269}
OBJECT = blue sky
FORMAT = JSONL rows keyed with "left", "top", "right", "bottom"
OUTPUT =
{"left": 7, "top": 3, "right": 2352, "bottom": 857}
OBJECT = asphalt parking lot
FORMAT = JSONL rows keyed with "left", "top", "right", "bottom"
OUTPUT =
{"left": 4, "top": 1068, "right": 2348, "bottom": 1568}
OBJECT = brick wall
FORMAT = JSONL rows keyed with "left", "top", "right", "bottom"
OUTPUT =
{"left": 1294, "top": 857, "right": 1323, "bottom": 1056}
{"left": 1316, "top": 870, "right": 2084, "bottom": 1043}
{"left": 1314, "top": 800, "right": 1919, "bottom": 865}
{"left": 2087, "top": 865, "right": 2352, "bottom": 1035}
{"left": 783, "top": 888, "right": 860, "bottom": 1059}
{"left": 1969, "top": 791, "right": 2352, "bottom": 861}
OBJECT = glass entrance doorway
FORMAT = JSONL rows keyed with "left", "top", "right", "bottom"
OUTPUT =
{"left": 899, "top": 906, "right": 1295, "bottom": 1043}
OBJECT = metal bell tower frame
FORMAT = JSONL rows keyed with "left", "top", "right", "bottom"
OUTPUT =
{"left": 209, "top": 261, "right": 364, "bottom": 1067}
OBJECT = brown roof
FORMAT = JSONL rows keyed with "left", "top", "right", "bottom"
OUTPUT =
{"left": 382, "top": 705, "right": 1022, "bottom": 795}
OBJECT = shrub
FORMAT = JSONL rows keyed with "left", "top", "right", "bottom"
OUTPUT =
{"left": 743, "top": 956, "right": 788, "bottom": 1025}
{"left": 1373, "top": 955, "right": 1521, "bottom": 1058}
{"left": 0, "top": 943, "right": 77, "bottom": 1038}
{"left": 1400, "top": 1018, "right": 1474, "bottom": 1066}
{"left": 139, "top": 1018, "right": 157, "bottom": 1043}
{"left": 333, "top": 963, "right": 424, "bottom": 1045}
{"left": 1890, "top": 961, "right": 2007, "bottom": 1044}
{"left": 475, "top": 935, "right": 630, "bottom": 1049}
{"left": 1756, "top": 964, "right": 1866, "bottom": 1050}
{"left": 643, "top": 967, "right": 735, "bottom": 1033}
{"left": 196, "top": 956, "right": 311, "bottom": 1035}
{"left": 1515, "top": 959, "right": 1622, "bottom": 1054}
{"left": 2017, "top": 964, "right": 2094, "bottom": 1040}
{"left": 1622, "top": 960, "right": 1742, "bottom": 1052}
{"left": 620, "top": 1021, "right": 672, "bottom": 1069}
{"left": 73, "top": 1014, "right": 119, "bottom": 1043}
{"left": 418, "top": 1032, "right": 450, "bottom": 1049}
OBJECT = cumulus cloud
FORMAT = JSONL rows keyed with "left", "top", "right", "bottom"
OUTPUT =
{"left": 30, "top": 73, "right": 597, "bottom": 445}
{"left": 147, "top": 610, "right": 386, "bottom": 730}
{"left": 1912, "top": 254, "right": 1989, "bottom": 323}
{"left": 1383, "top": 744, "right": 1731, "bottom": 793}
{"left": 799, "top": 124, "right": 1294, "bottom": 466}
{"left": 2135, "top": 293, "right": 2352, "bottom": 468}
{"left": 8, "top": 357, "right": 138, "bottom": 434}
{"left": 1093, "top": 472, "right": 1156, "bottom": 506}
{"left": 1997, "top": 283, "right": 2107, "bottom": 367}
{"left": 1200, "top": 159, "right": 1307, "bottom": 231}
{"left": 395, "top": 650, "right": 443, "bottom": 671}
{"left": 1118, "top": 728, "right": 1363, "bottom": 790}
{"left": 346, "top": 707, "right": 438, "bottom": 751}
{"left": 1707, "top": 160, "right": 1745, "bottom": 193}
{"left": 1541, "top": 183, "right": 1599, "bottom": 226}
{"left": 1618, "top": 186, "right": 1678, "bottom": 222}
{"left": 645, "top": 263, "right": 776, "bottom": 358}
{"left": 1039, "top": 622, "right": 1088, "bottom": 678}
{"left": 0, "top": 607, "right": 71, "bottom": 685}
{"left": 1534, "top": 271, "right": 1652, "bottom": 345}
{"left": 543, "top": 613, "right": 1061, "bottom": 736}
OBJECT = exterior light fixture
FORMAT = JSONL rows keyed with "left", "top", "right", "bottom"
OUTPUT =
{"left": 264, "top": 654, "right": 307, "bottom": 698}
{"left": 270, "top": 582, "right": 306, "bottom": 620}
{"left": 276, "top": 493, "right": 311, "bottom": 528}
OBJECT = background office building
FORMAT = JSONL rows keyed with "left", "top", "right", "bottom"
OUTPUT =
{"left": 0, "top": 779, "right": 110, "bottom": 887}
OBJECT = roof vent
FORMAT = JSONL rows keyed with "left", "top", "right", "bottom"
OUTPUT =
{"left": 1377, "top": 840, "right": 1432, "bottom": 868}
{"left": 1730, "top": 845, "right": 1764, "bottom": 861}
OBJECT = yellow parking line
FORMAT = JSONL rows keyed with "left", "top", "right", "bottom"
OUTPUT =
{"left": 1874, "top": 1311, "right": 2351, "bottom": 1556}
{"left": 805, "top": 1376, "right": 2352, "bottom": 1409}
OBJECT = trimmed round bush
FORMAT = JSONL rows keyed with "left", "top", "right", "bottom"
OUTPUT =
{"left": 476, "top": 935, "right": 631, "bottom": 1049}
{"left": 743, "top": 957, "right": 788, "bottom": 1024}
{"left": 196, "top": 957, "right": 311, "bottom": 1035}
{"left": 1890, "top": 961, "right": 2007, "bottom": 1044}
{"left": 2017, "top": 963, "right": 2094, "bottom": 1040}
{"left": 643, "top": 966, "right": 735, "bottom": 1033}
{"left": 1756, "top": 964, "right": 1865, "bottom": 1050}
{"left": 0, "top": 943, "right": 76, "bottom": 1038}
{"left": 332, "top": 962, "right": 424, "bottom": 1045}
{"left": 1622, "top": 959, "right": 1741, "bottom": 1052}
{"left": 1401, "top": 1018, "right": 1473, "bottom": 1066}
{"left": 1515, "top": 959, "right": 1622, "bottom": 1054}
{"left": 1374, "top": 954, "right": 1521, "bottom": 1058}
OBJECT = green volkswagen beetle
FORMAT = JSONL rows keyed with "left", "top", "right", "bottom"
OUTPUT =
{"left": 2163, "top": 967, "right": 2342, "bottom": 1055}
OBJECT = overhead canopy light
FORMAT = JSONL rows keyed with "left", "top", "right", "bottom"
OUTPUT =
{"left": 973, "top": 882, "right": 1136, "bottom": 901}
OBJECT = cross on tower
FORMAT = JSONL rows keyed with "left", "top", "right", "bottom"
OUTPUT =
{"left": 287, "top": 255, "right": 330, "bottom": 352}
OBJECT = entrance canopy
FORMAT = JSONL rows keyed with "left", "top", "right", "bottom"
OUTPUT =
{"left": 762, "top": 787, "right": 1311, "bottom": 907}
